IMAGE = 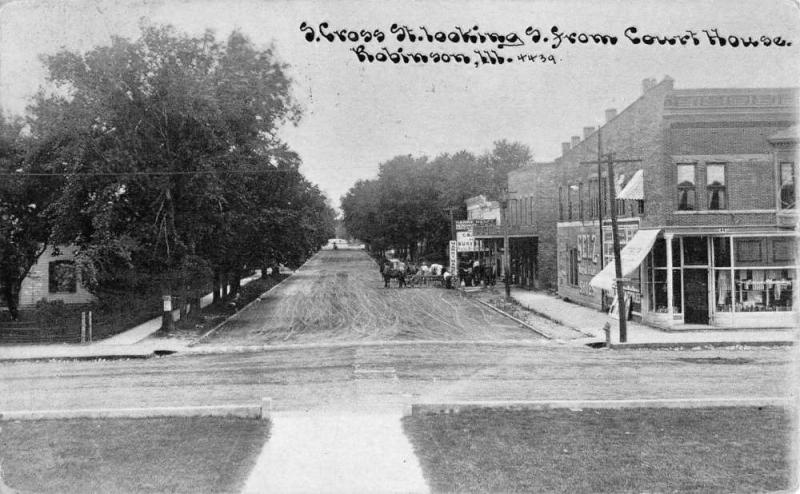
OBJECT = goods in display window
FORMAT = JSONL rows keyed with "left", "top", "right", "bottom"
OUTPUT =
{"left": 734, "top": 269, "right": 794, "bottom": 312}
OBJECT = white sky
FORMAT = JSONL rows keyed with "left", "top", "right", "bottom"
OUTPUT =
{"left": 1, "top": 0, "right": 799, "bottom": 210}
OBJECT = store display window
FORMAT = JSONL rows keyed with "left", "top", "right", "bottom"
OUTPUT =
{"left": 734, "top": 269, "right": 794, "bottom": 312}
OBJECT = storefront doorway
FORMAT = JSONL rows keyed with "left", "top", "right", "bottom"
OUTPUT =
{"left": 684, "top": 268, "right": 709, "bottom": 324}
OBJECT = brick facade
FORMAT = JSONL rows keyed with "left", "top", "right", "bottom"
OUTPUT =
{"left": 506, "top": 76, "right": 798, "bottom": 328}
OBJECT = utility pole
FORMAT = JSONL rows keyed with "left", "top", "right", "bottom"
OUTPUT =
{"left": 500, "top": 189, "right": 516, "bottom": 300}
{"left": 581, "top": 152, "right": 640, "bottom": 343}
{"left": 443, "top": 206, "right": 458, "bottom": 242}
{"left": 443, "top": 206, "right": 460, "bottom": 286}
{"left": 597, "top": 130, "right": 605, "bottom": 312}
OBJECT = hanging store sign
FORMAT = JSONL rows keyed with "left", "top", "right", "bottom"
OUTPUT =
{"left": 456, "top": 231, "right": 484, "bottom": 252}
{"left": 455, "top": 219, "right": 497, "bottom": 232}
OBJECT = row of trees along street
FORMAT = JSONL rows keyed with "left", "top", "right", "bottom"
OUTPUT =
{"left": 0, "top": 25, "right": 335, "bottom": 325}
{"left": 340, "top": 141, "right": 532, "bottom": 261}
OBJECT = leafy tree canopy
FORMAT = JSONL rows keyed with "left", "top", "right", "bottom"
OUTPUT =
{"left": 342, "top": 140, "right": 532, "bottom": 260}
{"left": 23, "top": 24, "right": 332, "bottom": 304}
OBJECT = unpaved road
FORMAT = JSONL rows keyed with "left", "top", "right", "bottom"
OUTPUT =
{"left": 0, "top": 344, "right": 793, "bottom": 412}
{"left": 202, "top": 250, "right": 558, "bottom": 345}
{"left": 0, "top": 249, "right": 795, "bottom": 414}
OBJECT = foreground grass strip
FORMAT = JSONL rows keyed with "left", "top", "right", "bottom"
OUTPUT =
{"left": 402, "top": 406, "right": 794, "bottom": 494}
{"left": 0, "top": 417, "right": 269, "bottom": 494}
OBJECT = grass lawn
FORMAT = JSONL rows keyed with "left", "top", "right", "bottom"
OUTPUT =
{"left": 403, "top": 406, "right": 796, "bottom": 494}
{"left": 0, "top": 417, "right": 269, "bottom": 494}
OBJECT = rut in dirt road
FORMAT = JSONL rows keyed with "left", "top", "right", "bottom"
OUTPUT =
{"left": 204, "top": 250, "right": 544, "bottom": 345}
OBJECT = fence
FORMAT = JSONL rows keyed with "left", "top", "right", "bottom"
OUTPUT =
{"left": 0, "top": 310, "right": 96, "bottom": 344}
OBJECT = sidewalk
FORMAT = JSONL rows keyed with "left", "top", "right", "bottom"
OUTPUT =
{"left": 241, "top": 409, "right": 429, "bottom": 494}
{"left": 0, "top": 272, "right": 263, "bottom": 361}
{"left": 510, "top": 288, "right": 797, "bottom": 348}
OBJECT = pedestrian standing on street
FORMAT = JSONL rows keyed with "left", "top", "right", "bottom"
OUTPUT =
{"left": 443, "top": 268, "right": 453, "bottom": 289}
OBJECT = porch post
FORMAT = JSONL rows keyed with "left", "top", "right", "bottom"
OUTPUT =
{"left": 665, "top": 233, "right": 675, "bottom": 323}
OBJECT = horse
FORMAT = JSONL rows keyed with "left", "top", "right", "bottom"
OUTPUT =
{"left": 383, "top": 268, "right": 406, "bottom": 288}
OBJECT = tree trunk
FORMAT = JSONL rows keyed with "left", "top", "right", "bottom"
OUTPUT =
{"left": 220, "top": 272, "right": 230, "bottom": 300}
{"left": 230, "top": 271, "right": 241, "bottom": 297}
{"left": 2, "top": 283, "right": 19, "bottom": 321}
{"left": 212, "top": 271, "right": 222, "bottom": 305}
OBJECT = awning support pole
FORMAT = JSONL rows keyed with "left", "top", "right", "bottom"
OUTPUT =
{"left": 666, "top": 233, "right": 674, "bottom": 323}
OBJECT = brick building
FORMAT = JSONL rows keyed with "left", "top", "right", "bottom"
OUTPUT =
{"left": 508, "top": 76, "right": 798, "bottom": 329}
{"left": 472, "top": 163, "right": 557, "bottom": 288}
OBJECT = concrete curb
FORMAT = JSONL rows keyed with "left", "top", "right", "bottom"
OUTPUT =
{"left": 190, "top": 263, "right": 306, "bottom": 346}
{"left": 0, "top": 353, "right": 156, "bottom": 363}
{"left": 185, "top": 338, "right": 552, "bottom": 356}
{"left": 609, "top": 340, "right": 795, "bottom": 350}
{"left": 411, "top": 397, "right": 793, "bottom": 415}
{"left": 475, "top": 299, "right": 553, "bottom": 339}
{"left": 0, "top": 398, "right": 272, "bottom": 421}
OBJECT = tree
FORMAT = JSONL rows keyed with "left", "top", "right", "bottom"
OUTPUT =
{"left": 27, "top": 24, "right": 330, "bottom": 315}
{"left": 0, "top": 118, "right": 64, "bottom": 319}
{"left": 341, "top": 141, "right": 532, "bottom": 262}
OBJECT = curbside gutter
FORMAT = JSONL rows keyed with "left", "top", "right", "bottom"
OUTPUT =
{"left": 475, "top": 299, "right": 553, "bottom": 339}
{"left": 411, "top": 397, "right": 793, "bottom": 415}
{"left": 0, "top": 398, "right": 272, "bottom": 421}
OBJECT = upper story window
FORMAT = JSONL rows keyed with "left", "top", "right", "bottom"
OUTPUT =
{"left": 568, "top": 185, "right": 575, "bottom": 220}
{"left": 677, "top": 164, "right": 696, "bottom": 211}
{"left": 558, "top": 186, "right": 564, "bottom": 221}
{"left": 601, "top": 177, "right": 608, "bottom": 217}
{"left": 588, "top": 178, "right": 597, "bottom": 219}
{"left": 780, "top": 162, "right": 795, "bottom": 209}
{"left": 49, "top": 261, "right": 77, "bottom": 293}
{"left": 706, "top": 163, "right": 726, "bottom": 210}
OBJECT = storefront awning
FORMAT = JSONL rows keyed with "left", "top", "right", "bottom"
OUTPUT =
{"left": 617, "top": 169, "right": 644, "bottom": 200}
{"left": 589, "top": 228, "right": 661, "bottom": 291}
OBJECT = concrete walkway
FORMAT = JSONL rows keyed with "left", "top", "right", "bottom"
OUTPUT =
{"left": 241, "top": 409, "right": 429, "bottom": 494}
{"left": 510, "top": 288, "right": 797, "bottom": 347}
{"left": 99, "top": 272, "right": 262, "bottom": 345}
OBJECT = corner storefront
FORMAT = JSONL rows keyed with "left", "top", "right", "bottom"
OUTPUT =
{"left": 591, "top": 231, "right": 798, "bottom": 329}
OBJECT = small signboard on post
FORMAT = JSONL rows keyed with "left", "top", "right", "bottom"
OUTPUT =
{"left": 449, "top": 240, "right": 458, "bottom": 277}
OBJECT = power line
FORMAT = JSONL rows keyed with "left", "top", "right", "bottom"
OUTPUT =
{"left": 0, "top": 169, "right": 299, "bottom": 177}
{"left": 0, "top": 165, "right": 379, "bottom": 177}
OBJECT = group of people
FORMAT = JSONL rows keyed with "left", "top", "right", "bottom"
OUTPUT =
{"left": 380, "top": 257, "right": 499, "bottom": 289}
{"left": 380, "top": 259, "right": 454, "bottom": 289}
{"left": 458, "top": 258, "right": 497, "bottom": 287}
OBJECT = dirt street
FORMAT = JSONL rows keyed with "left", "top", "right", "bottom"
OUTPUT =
{"left": 203, "top": 250, "right": 556, "bottom": 345}
{"left": 0, "top": 344, "right": 793, "bottom": 413}
{"left": 0, "top": 250, "right": 794, "bottom": 414}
